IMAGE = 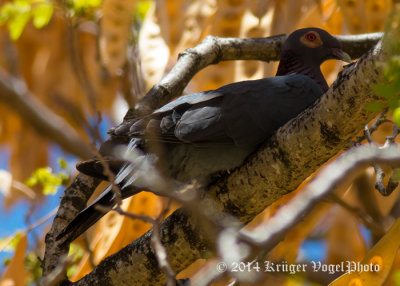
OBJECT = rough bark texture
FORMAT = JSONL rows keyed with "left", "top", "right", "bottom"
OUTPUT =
{"left": 43, "top": 174, "right": 101, "bottom": 276}
{"left": 113, "top": 33, "right": 382, "bottom": 134}
{"left": 207, "top": 44, "right": 385, "bottom": 224}
{"left": 243, "top": 145, "right": 400, "bottom": 254}
{"left": 43, "top": 31, "right": 385, "bottom": 285}
{"left": 70, "top": 41, "right": 385, "bottom": 285}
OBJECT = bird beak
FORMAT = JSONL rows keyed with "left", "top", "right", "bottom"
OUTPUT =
{"left": 331, "top": 48, "right": 352, "bottom": 63}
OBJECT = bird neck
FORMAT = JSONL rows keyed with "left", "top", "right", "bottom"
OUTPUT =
{"left": 276, "top": 52, "right": 329, "bottom": 92}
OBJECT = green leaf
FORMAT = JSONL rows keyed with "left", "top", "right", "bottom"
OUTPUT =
{"left": 25, "top": 252, "right": 42, "bottom": 285}
{"left": 0, "top": 233, "right": 22, "bottom": 252}
{"left": 0, "top": 0, "right": 30, "bottom": 40}
{"left": 393, "top": 270, "right": 400, "bottom": 285}
{"left": 393, "top": 107, "right": 400, "bottom": 127}
{"left": 25, "top": 167, "right": 68, "bottom": 195}
{"left": 365, "top": 102, "right": 385, "bottom": 112}
{"left": 67, "top": 243, "right": 86, "bottom": 276}
{"left": 136, "top": 0, "right": 151, "bottom": 21}
{"left": 388, "top": 98, "right": 399, "bottom": 110}
{"left": 8, "top": 11, "right": 30, "bottom": 40}
{"left": 32, "top": 2, "right": 53, "bottom": 28}
{"left": 0, "top": 0, "right": 53, "bottom": 40}
{"left": 71, "top": 0, "right": 101, "bottom": 10}
{"left": 58, "top": 172, "right": 70, "bottom": 186}
{"left": 58, "top": 158, "right": 69, "bottom": 170}
{"left": 42, "top": 184, "right": 56, "bottom": 195}
{"left": 0, "top": 3, "right": 18, "bottom": 24}
{"left": 391, "top": 169, "right": 400, "bottom": 183}
{"left": 15, "top": 0, "right": 30, "bottom": 7}
{"left": 373, "top": 84, "right": 398, "bottom": 99}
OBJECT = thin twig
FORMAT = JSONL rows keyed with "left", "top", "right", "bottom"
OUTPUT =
{"left": 350, "top": 108, "right": 388, "bottom": 146}
{"left": 0, "top": 68, "right": 93, "bottom": 159}
{"left": 194, "top": 146, "right": 400, "bottom": 285}
{"left": 43, "top": 29, "right": 385, "bottom": 283}
{"left": 383, "top": 125, "right": 399, "bottom": 147}
{"left": 62, "top": 8, "right": 104, "bottom": 147}
{"left": 0, "top": 207, "right": 57, "bottom": 253}
{"left": 361, "top": 115, "right": 400, "bottom": 196}
{"left": 241, "top": 145, "right": 400, "bottom": 247}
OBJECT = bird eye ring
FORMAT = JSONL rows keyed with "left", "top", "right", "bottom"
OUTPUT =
{"left": 306, "top": 33, "right": 316, "bottom": 41}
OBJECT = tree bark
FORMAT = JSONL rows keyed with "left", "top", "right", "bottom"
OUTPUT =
{"left": 43, "top": 30, "right": 388, "bottom": 285}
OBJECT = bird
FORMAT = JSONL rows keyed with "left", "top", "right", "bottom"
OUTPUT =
{"left": 57, "top": 27, "right": 351, "bottom": 243}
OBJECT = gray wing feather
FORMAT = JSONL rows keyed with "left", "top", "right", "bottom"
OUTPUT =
{"left": 173, "top": 74, "right": 322, "bottom": 147}
{"left": 223, "top": 75, "right": 322, "bottom": 147}
{"left": 138, "top": 74, "right": 322, "bottom": 148}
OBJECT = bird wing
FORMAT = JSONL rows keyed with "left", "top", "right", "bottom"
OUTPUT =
{"left": 173, "top": 74, "right": 323, "bottom": 147}
{"left": 222, "top": 74, "right": 323, "bottom": 147}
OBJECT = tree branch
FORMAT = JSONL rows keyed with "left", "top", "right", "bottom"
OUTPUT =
{"left": 42, "top": 174, "right": 101, "bottom": 277}
{"left": 112, "top": 32, "right": 382, "bottom": 134}
{"left": 0, "top": 68, "right": 94, "bottom": 159}
{"left": 44, "top": 31, "right": 386, "bottom": 285}
{"left": 196, "top": 145, "right": 400, "bottom": 285}
{"left": 242, "top": 145, "right": 400, "bottom": 256}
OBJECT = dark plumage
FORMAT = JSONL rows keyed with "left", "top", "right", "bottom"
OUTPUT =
{"left": 58, "top": 28, "right": 351, "bottom": 243}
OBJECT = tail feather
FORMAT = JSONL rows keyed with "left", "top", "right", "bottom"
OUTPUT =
{"left": 57, "top": 184, "right": 142, "bottom": 244}
{"left": 57, "top": 185, "right": 115, "bottom": 243}
{"left": 57, "top": 138, "right": 163, "bottom": 244}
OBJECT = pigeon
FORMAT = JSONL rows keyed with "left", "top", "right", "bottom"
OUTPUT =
{"left": 57, "top": 27, "right": 351, "bottom": 243}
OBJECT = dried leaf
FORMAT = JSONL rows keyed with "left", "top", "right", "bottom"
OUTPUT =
{"left": 100, "top": 0, "right": 138, "bottom": 75}
{"left": 138, "top": 3, "right": 169, "bottom": 91}
{"left": 329, "top": 218, "right": 400, "bottom": 285}
{"left": 191, "top": 0, "right": 247, "bottom": 93}
{"left": 0, "top": 232, "right": 27, "bottom": 286}
{"left": 71, "top": 192, "right": 162, "bottom": 281}
{"left": 172, "top": 0, "right": 216, "bottom": 59}
{"left": 326, "top": 206, "right": 366, "bottom": 264}
{"left": 337, "top": 0, "right": 391, "bottom": 33}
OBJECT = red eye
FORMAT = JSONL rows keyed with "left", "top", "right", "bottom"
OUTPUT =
{"left": 306, "top": 33, "right": 317, "bottom": 41}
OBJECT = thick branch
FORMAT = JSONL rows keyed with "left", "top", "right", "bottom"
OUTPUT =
{"left": 197, "top": 145, "right": 400, "bottom": 285}
{"left": 42, "top": 174, "right": 101, "bottom": 276}
{"left": 44, "top": 31, "right": 385, "bottom": 285}
{"left": 71, "top": 39, "right": 386, "bottom": 285}
{"left": 115, "top": 32, "right": 382, "bottom": 131}
{"left": 244, "top": 145, "right": 400, "bottom": 254}
{"left": 0, "top": 68, "right": 93, "bottom": 159}
{"left": 336, "top": 32, "right": 383, "bottom": 59}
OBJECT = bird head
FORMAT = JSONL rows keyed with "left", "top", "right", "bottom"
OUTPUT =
{"left": 276, "top": 27, "right": 351, "bottom": 91}
{"left": 280, "top": 27, "right": 351, "bottom": 68}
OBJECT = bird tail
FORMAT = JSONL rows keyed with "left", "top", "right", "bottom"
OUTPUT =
{"left": 56, "top": 184, "right": 142, "bottom": 244}
{"left": 57, "top": 138, "right": 166, "bottom": 244}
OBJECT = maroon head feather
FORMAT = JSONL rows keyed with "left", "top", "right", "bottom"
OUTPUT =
{"left": 276, "top": 27, "right": 351, "bottom": 92}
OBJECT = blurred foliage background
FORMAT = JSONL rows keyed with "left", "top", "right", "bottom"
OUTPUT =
{"left": 0, "top": 0, "right": 399, "bottom": 285}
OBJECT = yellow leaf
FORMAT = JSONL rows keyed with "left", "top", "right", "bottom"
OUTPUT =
{"left": 329, "top": 219, "right": 400, "bottom": 286}
{"left": 326, "top": 206, "right": 366, "bottom": 265}
{"left": 71, "top": 192, "right": 162, "bottom": 281}
{"left": 0, "top": 232, "right": 27, "bottom": 286}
